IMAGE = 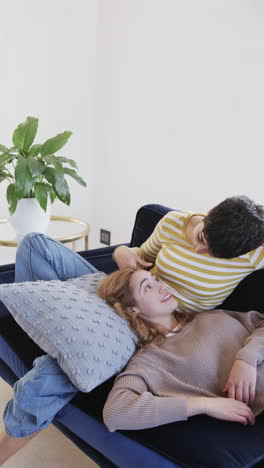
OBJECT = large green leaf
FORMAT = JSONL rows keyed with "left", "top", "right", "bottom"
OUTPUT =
{"left": 12, "top": 116, "right": 38, "bottom": 151}
{"left": 64, "top": 168, "right": 87, "bottom": 186}
{"left": 0, "top": 144, "right": 8, "bottom": 153}
{"left": 14, "top": 158, "right": 33, "bottom": 198}
{"left": 43, "top": 155, "right": 64, "bottom": 173}
{"left": 56, "top": 156, "right": 78, "bottom": 169}
{"left": 6, "top": 183, "right": 18, "bottom": 214}
{"left": 27, "top": 157, "right": 44, "bottom": 179}
{"left": 54, "top": 177, "right": 70, "bottom": 205}
{"left": 28, "top": 144, "right": 42, "bottom": 157}
{"left": 43, "top": 166, "right": 57, "bottom": 185}
{"left": 34, "top": 182, "right": 50, "bottom": 211}
{"left": 44, "top": 167, "right": 70, "bottom": 205}
{"left": 41, "top": 131, "right": 72, "bottom": 157}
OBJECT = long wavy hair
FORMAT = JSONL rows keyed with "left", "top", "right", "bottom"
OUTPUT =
{"left": 97, "top": 268, "right": 193, "bottom": 348}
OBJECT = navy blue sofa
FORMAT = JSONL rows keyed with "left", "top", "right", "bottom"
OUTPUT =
{"left": 1, "top": 204, "right": 264, "bottom": 468}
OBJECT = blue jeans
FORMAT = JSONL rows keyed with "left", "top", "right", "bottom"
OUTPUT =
{"left": 4, "top": 233, "right": 98, "bottom": 438}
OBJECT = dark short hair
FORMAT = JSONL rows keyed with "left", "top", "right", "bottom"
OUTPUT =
{"left": 203, "top": 195, "right": 264, "bottom": 258}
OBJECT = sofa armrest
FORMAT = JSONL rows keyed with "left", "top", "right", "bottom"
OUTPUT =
{"left": 0, "top": 264, "right": 15, "bottom": 284}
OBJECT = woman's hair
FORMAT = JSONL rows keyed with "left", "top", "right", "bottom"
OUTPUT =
{"left": 97, "top": 268, "right": 192, "bottom": 348}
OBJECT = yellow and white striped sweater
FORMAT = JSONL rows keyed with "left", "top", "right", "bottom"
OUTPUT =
{"left": 136, "top": 211, "right": 264, "bottom": 313}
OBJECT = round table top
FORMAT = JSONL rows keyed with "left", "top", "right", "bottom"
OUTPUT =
{"left": 0, "top": 216, "right": 90, "bottom": 247}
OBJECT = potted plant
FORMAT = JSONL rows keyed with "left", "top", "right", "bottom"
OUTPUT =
{"left": 0, "top": 116, "right": 86, "bottom": 239}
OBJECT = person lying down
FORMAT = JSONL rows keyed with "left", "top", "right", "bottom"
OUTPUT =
{"left": 97, "top": 268, "right": 264, "bottom": 431}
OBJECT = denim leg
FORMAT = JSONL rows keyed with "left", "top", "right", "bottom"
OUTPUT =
{"left": 3, "top": 355, "right": 78, "bottom": 438}
{"left": 15, "top": 232, "right": 98, "bottom": 282}
{"left": 11, "top": 234, "right": 95, "bottom": 437}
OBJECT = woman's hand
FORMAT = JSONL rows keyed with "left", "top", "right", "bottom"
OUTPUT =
{"left": 113, "top": 245, "right": 153, "bottom": 270}
{"left": 223, "top": 359, "right": 257, "bottom": 405}
{"left": 203, "top": 397, "right": 255, "bottom": 425}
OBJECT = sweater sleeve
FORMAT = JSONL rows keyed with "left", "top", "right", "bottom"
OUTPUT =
{"left": 247, "top": 246, "right": 264, "bottom": 270}
{"left": 103, "top": 369, "right": 188, "bottom": 432}
{"left": 225, "top": 310, "right": 264, "bottom": 367}
{"left": 135, "top": 211, "right": 186, "bottom": 263}
{"left": 134, "top": 216, "right": 165, "bottom": 263}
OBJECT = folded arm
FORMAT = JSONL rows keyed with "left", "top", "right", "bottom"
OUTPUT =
{"left": 103, "top": 371, "right": 254, "bottom": 432}
{"left": 224, "top": 310, "right": 264, "bottom": 404}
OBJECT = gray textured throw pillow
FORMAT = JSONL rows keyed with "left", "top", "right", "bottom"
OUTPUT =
{"left": 0, "top": 272, "right": 136, "bottom": 392}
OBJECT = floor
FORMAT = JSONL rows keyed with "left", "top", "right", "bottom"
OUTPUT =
{"left": 0, "top": 378, "right": 98, "bottom": 468}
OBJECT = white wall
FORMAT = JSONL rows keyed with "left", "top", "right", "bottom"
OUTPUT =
{"left": 1, "top": 0, "right": 264, "bottom": 261}
{"left": 94, "top": 0, "right": 264, "bottom": 246}
{"left": 0, "top": 0, "right": 97, "bottom": 262}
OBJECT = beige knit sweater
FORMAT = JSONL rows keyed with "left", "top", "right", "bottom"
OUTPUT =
{"left": 103, "top": 310, "right": 264, "bottom": 432}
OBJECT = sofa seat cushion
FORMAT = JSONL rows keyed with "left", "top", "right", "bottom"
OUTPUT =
{"left": 121, "top": 415, "right": 264, "bottom": 468}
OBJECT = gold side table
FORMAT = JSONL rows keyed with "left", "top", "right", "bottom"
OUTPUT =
{"left": 0, "top": 216, "right": 90, "bottom": 251}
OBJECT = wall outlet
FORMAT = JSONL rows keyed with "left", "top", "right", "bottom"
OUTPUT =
{"left": 100, "top": 229, "right": 111, "bottom": 246}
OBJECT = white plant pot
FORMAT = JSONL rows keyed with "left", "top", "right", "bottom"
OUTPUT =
{"left": 9, "top": 198, "right": 51, "bottom": 242}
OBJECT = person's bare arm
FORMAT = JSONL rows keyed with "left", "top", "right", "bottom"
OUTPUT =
{"left": 113, "top": 245, "right": 152, "bottom": 270}
{"left": 224, "top": 360, "right": 257, "bottom": 405}
{"left": 113, "top": 213, "right": 174, "bottom": 270}
{"left": 203, "top": 396, "right": 254, "bottom": 425}
{"left": 223, "top": 310, "right": 264, "bottom": 405}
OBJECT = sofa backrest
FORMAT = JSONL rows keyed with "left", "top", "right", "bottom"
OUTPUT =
{"left": 130, "top": 204, "right": 175, "bottom": 247}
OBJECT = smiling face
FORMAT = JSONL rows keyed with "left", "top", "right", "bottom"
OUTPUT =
{"left": 128, "top": 270, "right": 178, "bottom": 325}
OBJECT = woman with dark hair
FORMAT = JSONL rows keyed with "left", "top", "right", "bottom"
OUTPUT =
{"left": 113, "top": 195, "right": 264, "bottom": 314}
{"left": 98, "top": 268, "right": 264, "bottom": 432}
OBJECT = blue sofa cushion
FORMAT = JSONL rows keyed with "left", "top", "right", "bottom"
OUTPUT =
{"left": 122, "top": 415, "right": 264, "bottom": 468}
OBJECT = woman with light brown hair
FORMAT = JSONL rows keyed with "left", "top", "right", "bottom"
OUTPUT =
{"left": 98, "top": 268, "right": 264, "bottom": 432}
